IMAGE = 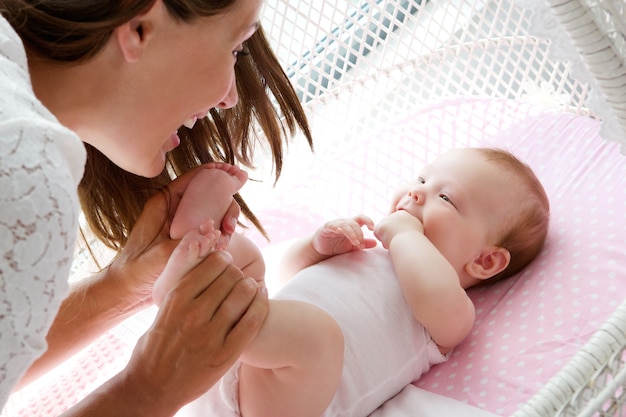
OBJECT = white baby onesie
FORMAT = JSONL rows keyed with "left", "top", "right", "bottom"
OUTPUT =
{"left": 178, "top": 247, "right": 448, "bottom": 417}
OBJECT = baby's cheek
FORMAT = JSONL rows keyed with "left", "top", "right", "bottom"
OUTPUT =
{"left": 389, "top": 187, "right": 408, "bottom": 213}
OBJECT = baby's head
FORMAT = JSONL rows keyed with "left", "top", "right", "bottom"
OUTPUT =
{"left": 473, "top": 148, "right": 550, "bottom": 284}
{"left": 391, "top": 147, "right": 549, "bottom": 287}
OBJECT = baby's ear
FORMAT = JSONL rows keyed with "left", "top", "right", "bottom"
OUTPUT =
{"left": 465, "top": 246, "right": 510, "bottom": 281}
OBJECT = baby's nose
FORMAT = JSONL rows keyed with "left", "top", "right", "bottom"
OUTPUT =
{"left": 408, "top": 190, "right": 424, "bottom": 204}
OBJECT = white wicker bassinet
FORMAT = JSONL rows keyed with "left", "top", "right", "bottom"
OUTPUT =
{"left": 258, "top": 1, "right": 626, "bottom": 416}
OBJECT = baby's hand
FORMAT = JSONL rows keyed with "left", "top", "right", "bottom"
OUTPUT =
{"left": 374, "top": 210, "right": 424, "bottom": 249}
{"left": 312, "top": 214, "right": 377, "bottom": 256}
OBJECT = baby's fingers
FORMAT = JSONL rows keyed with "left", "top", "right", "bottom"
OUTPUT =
{"left": 339, "top": 224, "right": 366, "bottom": 248}
{"left": 352, "top": 214, "right": 375, "bottom": 231}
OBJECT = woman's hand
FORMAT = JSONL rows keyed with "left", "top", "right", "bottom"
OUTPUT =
{"left": 127, "top": 252, "right": 268, "bottom": 413}
{"left": 311, "top": 214, "right": 377, "bottom": 256}
{"left": 107, "top": 166, "right": 242, "bottom": 307}
{"left": 61, "top": 251, "right": 269, "bottom": 417}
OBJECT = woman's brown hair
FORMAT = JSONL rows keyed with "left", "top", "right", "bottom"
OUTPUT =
{"left": 1, "top": 0, "right": 312, "bottom": 251}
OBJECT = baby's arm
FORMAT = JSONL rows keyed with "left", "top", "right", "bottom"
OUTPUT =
{"left": 374, "top": 211, "right": 475, "bottom": 353}
{"left": 278, "top": 215, "right": 377, "bottom": 284}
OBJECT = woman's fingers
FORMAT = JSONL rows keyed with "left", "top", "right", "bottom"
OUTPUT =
{"left": 107, "top": 190, "right": 179, "bottom": 304}
{"left": 222, "top": 286, "right": 268, "bottom": 356}
{"left": 221, "top": 199, "right": 241, "bottom": 234}
{"left": 132, "top": 251, "right": 269, "bottom": 408}
{"left": 162, "top": 250, "right": 268, "bottom": 346}
{"left": 215, "top": 199, "right": 241, "bottom": 249}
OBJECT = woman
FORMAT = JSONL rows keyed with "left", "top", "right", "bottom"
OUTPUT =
{"left": 0, "top": 0, "right": 311, "bottom": 415}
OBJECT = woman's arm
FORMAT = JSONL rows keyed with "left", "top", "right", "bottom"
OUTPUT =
{"left": 17, "top": 265, "right": 147, "bottom": 388}
{"left": 19, "top": 169, "right": 193, "bottom": 387}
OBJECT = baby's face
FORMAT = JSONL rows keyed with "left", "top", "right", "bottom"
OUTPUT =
{"left": 390, "top": 148, "right": 518, "bottom": 270}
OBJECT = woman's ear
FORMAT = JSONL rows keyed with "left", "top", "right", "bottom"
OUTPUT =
{"left": 114, "top": 0, "right": 163, "bottom": 62}
{"left": 465, "top": 246, "right": 511, "bottom": 281}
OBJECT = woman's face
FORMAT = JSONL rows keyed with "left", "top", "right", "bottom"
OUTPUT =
{"left": 108, "top": 0, "right": 263, "bottom": 177}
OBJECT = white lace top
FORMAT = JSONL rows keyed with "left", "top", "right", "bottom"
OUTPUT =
{"left": 0, "top": 16, "right": 86, "bottom": 408}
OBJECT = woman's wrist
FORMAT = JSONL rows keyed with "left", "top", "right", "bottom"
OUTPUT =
{"left": 103, "top": 262, "right": 154, "bottom": 315}
{"left": 59, "top": 367, "right": 179, "bottom": 417}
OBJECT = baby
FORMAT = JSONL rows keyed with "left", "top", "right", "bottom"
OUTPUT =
{"left": 154, "top": 148, "right": 550, "bottom": 417}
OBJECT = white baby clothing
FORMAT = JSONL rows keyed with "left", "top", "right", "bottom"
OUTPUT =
{"left": 178, "top": 247, "right": 448, "bottom": 417}
{"left": 0, "top": 15, "right": 86, "bottom": 409}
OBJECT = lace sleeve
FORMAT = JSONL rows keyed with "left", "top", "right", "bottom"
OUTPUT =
{"left": 0, "top": 17, "right": 86, "bottom": 408}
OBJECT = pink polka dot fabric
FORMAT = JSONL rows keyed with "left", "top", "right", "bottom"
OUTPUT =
{"left": 244, "top": 98, "right": 626, "bottom": 416}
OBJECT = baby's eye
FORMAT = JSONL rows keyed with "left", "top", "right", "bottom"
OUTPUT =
{"left": 417, "top": 177, "right": 425, "bottom": 184}
{"left": 439, "top": 194, "right": 458, "bottom": 209}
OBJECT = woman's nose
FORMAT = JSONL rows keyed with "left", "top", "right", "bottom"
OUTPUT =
{"left": 216, "top": 79, "right": 239, "bottom": 109}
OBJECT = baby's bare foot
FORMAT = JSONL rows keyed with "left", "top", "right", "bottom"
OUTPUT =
{"left": 153, "top": 224, "right": 220, "bottom": 306}
{"left": 203, "top": 162, "right": 248, "bottom": 191}
{"left": 171, "top": 163, "right": 248, "bottom": 239}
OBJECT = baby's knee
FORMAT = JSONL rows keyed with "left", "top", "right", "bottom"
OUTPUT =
{"left": 302, "top": 303, "right": 344, "bottom": 364}
{"left": 320, "top": 309, "right": 344, "bottom": 351}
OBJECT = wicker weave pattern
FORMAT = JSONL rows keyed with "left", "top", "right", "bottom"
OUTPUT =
{"left": 262, "top": 0, "right": 591, "bottom": 145}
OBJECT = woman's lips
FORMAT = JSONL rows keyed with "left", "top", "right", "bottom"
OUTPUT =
{"left": 182, "top": 110, "right": 211, "bottom": 129}
{"left": 167, "top": 131, "right": 181, "bottom": 151}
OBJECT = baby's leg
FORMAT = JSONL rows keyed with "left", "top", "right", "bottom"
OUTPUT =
{"left": 156, "top": 232, "right": 343, "bottom": 414}
{"left": 238, "top": 299, "right": 344, "bottom": 417}
{"left": 170, "top": 163, "right": 248, "bottom": 240}
{"left": 152, "top": 226, "right": 220, "bottom": 306}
